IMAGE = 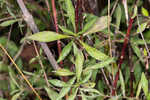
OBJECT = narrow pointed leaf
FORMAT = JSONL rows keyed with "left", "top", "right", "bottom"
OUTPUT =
{"left": 141, "top": 73, "right": 148, "bottom": 96}
{"left": 78, "top": 18, "right": 97, "bottom": 35}
{"left": 115, "top": 4, "right": 122, "bottom": 29}
{"left": 57, "top": 77, "right": 76, "bottom": 100}
{"left": 81, "top": 92, "right": 87, "bottom": 100}
{"left": 119, "top": 70, "right": 125, "bottom": 97}
{"left": 12, "top": 91, "right": 23, "bottom": 100}
{"left": 27, "top": 31, "right": 71, "bottom": 42}
{"left": 54, "top": 68, "right": 75, "bottom": 76}
{"left": 68, "top": 88, "right": 78, "bottom": 100}
{"left": 48, "top": 79, "right": 67, "bottom": 87}
{"left": 65, "top": 0, "right": 75, "bottom": 30}
{"left": 0, "top": 19, "right": 19, "bottom": 27}
{"left": 131, "top": 6, "right": 137, "bottom": 19}
{"left": 131, "top": 43, "right": 144, "bottom": 62}
{"left": 80, "top": 88, "right": 101, "bottom": 95}
{"left": 44, "top": 87, "right": 59, "bottom": 100}
{"left": 136, "top": 79, "right": 142, "bottom": 98}
{"left": 142, "top": 7, "right": 149, "bottom": 17}
{"left": 59, "top": 25, "right": 76, "bottom": 36}
{"left": 80, "top": 71, "right": 92, "bottom": 84}
{"left": 75, "top": 50, "right": 84, "bottom": 82}
{"left": 84, "top": 58, "right": 114, "bottom": 71}
{"left": 80, "top": 41, "right": 109, "bottom": 61}
{"left": 137, "top": 22, "right": 147, "bottom": 33}
{"left": 73, "top": 42, "right": 78, "bottom": 56}
{"left": 83, "top": 16, "right": 111, "bottom": 36}
{"left": 57, "top": 41, "right": 73, "bottom": 63}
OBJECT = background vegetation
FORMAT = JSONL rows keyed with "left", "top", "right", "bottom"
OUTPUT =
{"left": 0, "top": 0, "right": 150, "bottom": 100}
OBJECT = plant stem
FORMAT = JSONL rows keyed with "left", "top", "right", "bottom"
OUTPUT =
{"left": 51, "top": 0, "right": 63, "bottom": 65}
{"left": 112, "top": 18, "right": 134, "bottom": 96}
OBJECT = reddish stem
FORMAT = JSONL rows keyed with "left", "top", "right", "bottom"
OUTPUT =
{"left": 51, "top": 0, "right": 63, "bottom": 65}
{"left": 112, "top": 18, "right": 134, "bottom": 95}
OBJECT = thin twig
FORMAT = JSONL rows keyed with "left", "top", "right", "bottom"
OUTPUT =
{"left": 112, "top": 18, "right": 134, "bottom": 95}
{"left": 16, "top": 0, "right": 60, "bottom": 70}
{"left": 108, "top": 0, "right": 112, "bottom": 57}
{"left": 101, "top": 69, "right": 112, "bottom": 93}
{"left": 51, "top": 0, "right": 63, "bottom": 65}
{"left": 110, "top": 0, "right": 119, "bottom": 16}
{"left": 137, "top": 15, "right": 150, "bottom": 58}
{"left": 33, "top": 41, "right": 50, "bottom": 87}
{"left": 0, "top": 44, "right": 42, "bottom": 100}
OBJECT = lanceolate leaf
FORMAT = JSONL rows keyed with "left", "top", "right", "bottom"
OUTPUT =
{"left": 84, "top": 58, "right": 114, "bottom": 71}
{"left": 119, "top": 70, "right": 125, "bottom": 97}
{"left": 78, "top": 18, "right": 97, "bottom": 35}
{"left": 141, "top": 73, "right": 148, "bottom": 96}
{"left": 44, "top": 87, "right": 59, "bottom": 100}
{"left": 0, "top": 19, "right": 19, "bottom": 27}
{"left": 75, "top": 50, "right": 84, "bottom": 82}
{"left": 137, "top": 22, "right": 147, "bottom": 33}
{"left": 59, "top": 25, "right": 76, "bottom": 36}
{"left": 80, "top": 41, "right": 109, "bottom": 61}
{"left": 48, "top": 79, "right": 67, "bottom": 87}
{"left": 131, "top": 43, "right": 144, "bottom": 62}
{"left": 80, "top": 88, "right": 101, "bottom": 95}
{"left": 115, "top": 4, "right": 122, "bottom": 29}
{"left": 80, "top": 71, "right": 92, "bottom": 84}
{"left": 54, "top": 68, "right": 75, "bottom": 76}
{"left": 68, "top": 88, "right": 78, "bottom": 100}
{"left": 12, "top": 91, "right": 23, "bottom": 100}
{"left": 65, "top": 0, "right": 75, "bottom": 30}
{"left": 57, "top": 41, "right": 73, "bottom": 63}
{"left": 57, "top": 77, "right": 76, "bottom": 100}
{"left": 27, "top": 31, "right": 71, "bottom": 42}
{"left": 83, "top": 16, "right": 111, "bottom": 36}
{"left": 141, "top": 7, "right": 149, "bottom": 17}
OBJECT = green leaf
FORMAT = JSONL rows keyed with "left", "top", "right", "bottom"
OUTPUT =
{"left": 75, "top": 50, "right": 84, "bottom": 82}
{"left": 81, "top": 92, "right": 87, "bottom": 100}
{"left": 80, "top": 41, "right": 109, "bottom": 61}
{"left": 65, "top": 0, "right": 75, "bottom": 30}
{"left": 54, "top": 68, "right": 75, "bottom": 76}
{"left": 73, "top": 42, "right": 78, "bottom": 56}
{"left": 141, "top": 73, "right": 148, "bottom": 96}
{"left": 83, "top": 16, "right": 111, "bottom": 36}
{"left": 80, "top": 88, "right": 101, "bottom": 95}
{"left": 68, "top": 88, "right": 78, "bottom": 100}
{"left": 80, "top": 71, "right": 92, "bottom": 84}
{"left": 137, "top": 22, "right": 147, "bottom": 33}
{"left": 119, "top": 70, "right": 125, "bottom": 97}
{"left": 131, "top": 5, "right": 137, "bottom": 19}
{"left": 0, "top": 62, "right": 8, "bottom": 72}
{"left": 136, "top": 79, "right": 142, "bottom": 98}
{"left": 48, "top": 79, "right": 67, "bottom": 87}
{"left": 131, "top": 43, "right": 144, "bottom": 62}
{"left": 78, "top": 18, "right": 97, "bottom": 35}
{"left": 57, "top": 41, "right": 73, "bottom": 63}
{"left": 44, "top": 87, "right": 59, "bottom": 100}
{"left": 141, "top": 7, "right": 149, "bottom": 17}
{"left": 115, "top": 4, "right": 122, "bottom": 29}
{"left": 59, "top": 25, "right": 76, "bottom": 36}
{"left": 27, "top": 31, "right": 71, "bottom": 42}
{"left": 9, "top": 68, "right": 20, "bottom": 89}
{"left": 84, "top": 58, "right": 114, "bottom": 71}
{"left": 146, "top": 93, "right": 150, "bottom": 100}
{"left": 0, "top": 19, "right": 19, "bottom": 27}
{"left": 12, "top": 91, "right": 23, "bottom": 100}
{"left": 57, "top": 77, "right": 76, "bottom": 100}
